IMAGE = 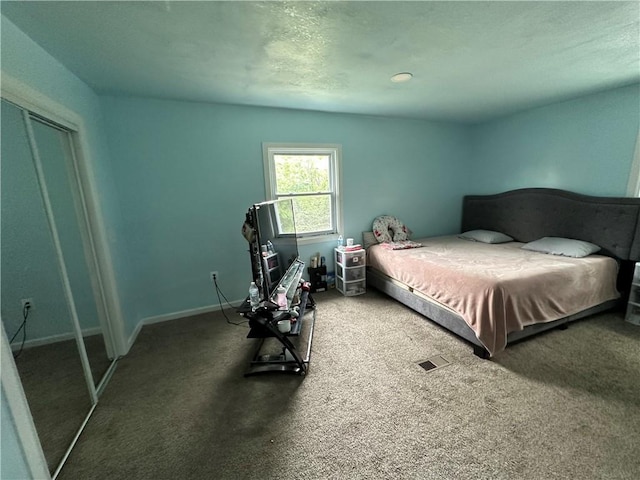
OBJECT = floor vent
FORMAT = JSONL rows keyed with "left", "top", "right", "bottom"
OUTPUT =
{"left": 419, "top": 355, "right": 451, "bottom": 372}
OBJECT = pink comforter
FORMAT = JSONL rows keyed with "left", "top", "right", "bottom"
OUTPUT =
{"left": 367, "top": 236, "right": 620, "bottom": 355}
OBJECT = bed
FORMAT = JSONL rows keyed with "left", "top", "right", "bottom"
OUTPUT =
{"left": 366, "top": 188, "right": 640, "bottom": 358}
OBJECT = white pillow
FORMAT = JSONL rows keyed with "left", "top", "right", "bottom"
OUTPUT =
{"left": 459, "top": 229, "right": 513, "bottom": 244}
{"left": 522, "top": 237, "right": 601, "bottom": 258}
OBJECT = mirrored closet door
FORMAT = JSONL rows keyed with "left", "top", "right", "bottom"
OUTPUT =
{"left": 1, "top": 98, "right": 117, "bottom": 477}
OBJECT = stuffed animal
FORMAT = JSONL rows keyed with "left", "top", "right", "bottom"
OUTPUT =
{"left": 241, "top": 221, "right": 255, "bottom": 243}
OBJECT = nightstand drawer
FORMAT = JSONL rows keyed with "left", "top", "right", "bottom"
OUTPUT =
{"left": 336, "top": 264, "right": 365, "bottom": 282}
{"left": 336, "top": 277, "right": 366, "bottom": 296}
{"left": 335, "top": 249, "right": 366, "bottom": 267}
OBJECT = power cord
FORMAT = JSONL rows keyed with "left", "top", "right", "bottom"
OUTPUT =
{"left": 10, "top": 303, "right": 30, "bottom": 360}
{"left": 212, "top": 274, "right": 248, "bottom": 327}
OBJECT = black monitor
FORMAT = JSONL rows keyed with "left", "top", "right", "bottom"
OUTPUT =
{"left": 243, "top": 198, "right": 303, "bottom": 305}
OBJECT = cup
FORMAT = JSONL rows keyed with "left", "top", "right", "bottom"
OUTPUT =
{"left": 277, "top": 319, "right": 291, "bottom": 333}
{"left": 347, "top": 238, "right": 354, "bottom": 246}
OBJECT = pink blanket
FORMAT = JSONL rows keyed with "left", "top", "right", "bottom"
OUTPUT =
{"left": 367, "top": 236, "right": 620, "bottom": 355}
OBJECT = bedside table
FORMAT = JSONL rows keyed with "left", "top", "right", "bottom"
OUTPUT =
{"left": 625, "top": 262, "right": 640, "bottom": 326}
{"left": 335, "top": 247, "right": 366, "bottom": 296}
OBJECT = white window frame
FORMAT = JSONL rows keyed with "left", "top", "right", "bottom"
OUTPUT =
{"left": 263, "top": 143, "right": 343, "bottom": 245}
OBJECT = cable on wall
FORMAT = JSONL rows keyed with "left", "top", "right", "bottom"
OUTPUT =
{"left": 212, "top": 274, "right": 248, "bottom": 327}
{"left": 10, "top": 303, "right": 31, "bottom": 359}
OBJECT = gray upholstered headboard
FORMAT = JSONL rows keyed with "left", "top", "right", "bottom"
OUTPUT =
{"left": 461, "top": 188, "right": 640, "bottom": 261}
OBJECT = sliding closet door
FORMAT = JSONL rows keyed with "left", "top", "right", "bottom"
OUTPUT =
{"left": 1, "top": 100, "right": 94, "bottom": 472}
{"left": 30, "top": 116, "right": 114, "bottom": 385}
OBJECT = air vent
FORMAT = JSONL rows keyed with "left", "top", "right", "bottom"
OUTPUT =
{"left": 419, "top": 355, "right": 451, "bottom": 372}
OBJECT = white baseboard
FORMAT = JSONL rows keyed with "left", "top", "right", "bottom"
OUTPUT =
{"left": 10, "top": 326, "right": 103, "bottom": 352}
{"left": 126, "top": 299, "right": 245, "bottom": 352}
{"left": 125, "top": 320, "right": 144, "bottom": 354}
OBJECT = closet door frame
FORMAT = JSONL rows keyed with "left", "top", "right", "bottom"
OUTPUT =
{"left": 1, "top": 73, "right": 127, "bottom": 476}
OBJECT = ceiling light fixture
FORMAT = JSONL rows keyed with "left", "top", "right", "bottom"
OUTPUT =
{"left": 390, "top": 72, "right": 413, "bottom": 83}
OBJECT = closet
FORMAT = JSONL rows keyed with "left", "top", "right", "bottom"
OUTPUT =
{"left": 1, "top": 99, "right": 117, "bottom": 478}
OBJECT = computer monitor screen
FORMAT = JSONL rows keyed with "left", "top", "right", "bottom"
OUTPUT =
{"left": 248, "top": 198, "right": 301, "bottom": 300}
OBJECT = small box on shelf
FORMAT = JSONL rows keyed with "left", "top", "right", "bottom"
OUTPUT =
{"left": 327, "top": 272, "right": 336, "bottom": 289}
{"left": 262, "top": 252, "right": 281, "bottom": 285}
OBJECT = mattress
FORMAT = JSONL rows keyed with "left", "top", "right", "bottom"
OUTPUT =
{"left": 367, "top": 236, "right": 620, "bottom": 355}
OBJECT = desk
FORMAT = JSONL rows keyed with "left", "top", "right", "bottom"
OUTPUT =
{"left": 238, "top": 290, "right": 316, "bottom": 376}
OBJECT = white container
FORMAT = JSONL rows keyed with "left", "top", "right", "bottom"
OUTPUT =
{"left": 276, "top": 286, "right": 287, "bottom": 310}
{"left": 277, "top": 319, "right": 291, "bottom": 333}
{"left": 249, "top": 282, "right": 260, "bottom": 311}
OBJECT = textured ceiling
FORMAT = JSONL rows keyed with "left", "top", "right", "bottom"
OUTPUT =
{"left": 2, "top": 1, "right": 639, "bottom": 122}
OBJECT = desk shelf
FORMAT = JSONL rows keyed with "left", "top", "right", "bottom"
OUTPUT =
{"left": 262, "top": 252, "right": 281, "bottom": 287}
{"left": 239, "top": 290, "right": 316, "bottom": 376}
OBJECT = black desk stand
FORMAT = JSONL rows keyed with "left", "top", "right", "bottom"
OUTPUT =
{"left": 239, "top": 290, "right": 316, "bottom": 377}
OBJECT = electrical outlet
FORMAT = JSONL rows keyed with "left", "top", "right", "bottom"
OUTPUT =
{"left": 21, "top": 298, "right": 33, "bottom": 309}
{"left": 210, "top": 271, "right": 219, "bottom": 283}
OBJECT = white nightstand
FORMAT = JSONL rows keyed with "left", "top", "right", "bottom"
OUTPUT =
{"left": 625, "top": 262, "right": 640, "bottom": 326}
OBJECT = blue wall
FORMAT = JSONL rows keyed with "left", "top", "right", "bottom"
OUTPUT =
{"left": 99, "top": 83, "right": 640, "bottom": 325}
{"left": 469, "top": 83, "right": 640, "bottom": 196}
{"left": 100, "top": 96, "right": 471, "bottom": 321}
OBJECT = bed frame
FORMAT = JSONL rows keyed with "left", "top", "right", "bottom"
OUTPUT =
{"left": 367, "top": 188, "right": 640, "bottom": 358}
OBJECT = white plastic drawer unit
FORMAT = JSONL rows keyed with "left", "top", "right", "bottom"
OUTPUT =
{"left": 335, "top": 247, "right": 366, "bottom": 296}
{"left": 626, "top": 262, "right": 640, "bottom": 326}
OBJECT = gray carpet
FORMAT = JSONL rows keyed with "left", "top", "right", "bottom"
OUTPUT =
{"left": 59, "top": 289, "right": 640, "bottom": 479}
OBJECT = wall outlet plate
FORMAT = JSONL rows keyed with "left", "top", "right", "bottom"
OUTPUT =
{"left": 21, "top": 298, "right": 34, "bottom": 309}
{"left": 210, "top": 271, "right": 218, "bottom": 282}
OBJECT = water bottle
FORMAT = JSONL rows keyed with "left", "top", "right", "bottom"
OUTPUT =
{"left": 249, "top": 282, "right": 260, "bottom": 311}
{"left": 337, "top": 235, "right": 344, "bottom": 248}
{"left": 276, "top": 286, "right": 287, "bottom": 310}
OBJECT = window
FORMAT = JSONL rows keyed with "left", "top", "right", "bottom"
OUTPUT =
{"left": 263, "top": 143, "right": 342, "bottom": 242}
